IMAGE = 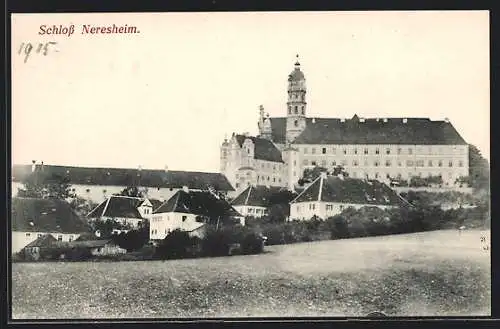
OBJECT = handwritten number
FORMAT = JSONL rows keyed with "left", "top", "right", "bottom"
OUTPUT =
{"left": 18, "top": 42, "right": 58, "bottom": 63}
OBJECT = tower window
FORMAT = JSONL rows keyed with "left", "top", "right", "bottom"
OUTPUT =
{"left": 288, "top": 106, "right": 292, "bottom": 115}
{"left": 322, "top": 148, "right": 326, "bottom": 154}
{"left": 301, "top": 106, "right": 305, "bottom": 115}
{"left": 294, "top": 106, "right": 298, "bottom": 114}
{"left": 294, "top": 120, "right": 298, "bottom": 127}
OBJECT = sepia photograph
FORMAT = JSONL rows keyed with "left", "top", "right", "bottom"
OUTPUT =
{"left": 10, "top": 10, "right": 490, "bottom": 319}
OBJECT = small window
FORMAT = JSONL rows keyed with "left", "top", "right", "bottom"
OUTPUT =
{"left": 353, "top": 160, "right": 358, "bottom": 166}
{"left": 332, "top": 148, "right": 336, "bottom": 155}
{"left": 321, "top": 160, "right": 327, "bottom": 166}
{"left": 459, "top": 160, "right": 464, "bottom": 167}
{"left": 354, "top": 148, "right": 358, "bottom": 155}
{"left": 57, "top": 235, "right": 63, "bottom": 241}
{"left": 385, "top": 160, "right": 391, "bottom": 167}
{"left": 407, "top": 160, "right": 414, "bottom": 167}
{"left": 293, "top": 160, "right": 296, "bottom": 166}
{"left": 303, "top": 159, "right": 309, "bottom": 165}
{"left": 25, "top": 233, "right": 31, "bottom": 237}
{"left": 304, "top": 148, "right": 308, "bottom": 154}
{"left": 37, "top": 233, "right": 42, "bottom": 238}
{"left": 326, "top": 204, "right": 333, "bottom": 211}
{"left": 386, "top": 148, "right": 390, "bottom": 155}
{"left": 301, "top": 106, "right": 305, "bottom": 115}
{"left": 449, "top": 161, "right": 453, "bottom": 167}
{"left": 374, "top": 161, "right": 380, "bottom": 167}
{"left": 312, "top": 148, "right": 316, "bottom": 154}
{"left": 343, "top": 149, "right": 347, "bottom": 155}
{"left": 311, "top": 161, "right": 317, "bottom": 166}
{"left": 428, "top": 160, "right": 433, "bottom": 167}
{"left": 438, "top": 160, "right": 443, "bottom": 167}
{"left": 182, "top": 216, "right": 187, "bottom": 222}
{"left": 294, "top": 120, "right": 298, "bottom": 127}
{"left": 322, "top": 148, "right": 326, "bottom": 154}
{"left": 294, "top": 106, "right": 298, "bottom": 114}
{"left": 397, "top": 148, "right": 402, "bottom": 155}
{"left": 408, "top": 148, "right": 413, "bottom": 155}
{"left": 332, "top": 161, "right": 337, "bottom": 166}
{"left": 375, "top": 173, "right": 379, "bottom": 179}
{"left": 339, "top": 205, "right": 344, "bottom": 211}
{"left": 364, "top": 148, "right": 368, "bottom": 155}
{"left": 375, "top": 148, "right": 380, "bottom": 155}
{"left": 288, "top": 106, "right": 292, "bottom": 114}
{"left": 69, "top": 236, "right": 73, "bottom": 242}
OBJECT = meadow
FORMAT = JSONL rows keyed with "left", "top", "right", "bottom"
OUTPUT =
{"left": 11, "top": 229, "right": 490, "bottom": 319}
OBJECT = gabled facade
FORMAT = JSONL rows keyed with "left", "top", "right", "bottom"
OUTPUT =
{"left": 87, "top": 195, "right": 151, "bottom": 229}
{"left": 220, "top": 56, "right": 470, "bottom": 193}
{"left": 150, "top": 188, "right": 243, "bottom": 240}
{"left": 11, "top": 197, "right": 90, "bottom": 253}
{"left": 231, "top": 185, "right": 294, "bottom": 218}
{"left": 290, "top": 172, "right": 409, "bottom": 220}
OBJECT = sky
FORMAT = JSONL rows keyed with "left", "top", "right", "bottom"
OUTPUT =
{"left": 11, "top": 11, "right": 490, "bottom": 172}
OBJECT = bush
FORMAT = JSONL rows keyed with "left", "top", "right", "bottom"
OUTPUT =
{"left": 201, "top": 227, "right": 234, "bottom": 257}
{"left": 240, "top": 231, "right": 264, "bottom": 254}
{"left": 154, "top": 229, "right": 197, "bottom": 260}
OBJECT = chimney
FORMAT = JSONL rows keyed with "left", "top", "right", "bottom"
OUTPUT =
{"left": 182, "top": 186, "right": 189, "bottom": 193}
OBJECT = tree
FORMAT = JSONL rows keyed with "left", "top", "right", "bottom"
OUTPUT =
{"left": 17, "top": 171, "right": 75, "bottom": 200}
{"left": 112, "top": 220, "right": 150, "bottom": 252}
{"left": 69, "top": 196, "right": 98, "bottom": 218}
{"left": 468, "top": 144, "right": 490, "bottom": 191}
{"left": 298, "top": 166, "right": 328, "bottom": 186}
{"left": 332, "top": 165, "right": 349, "bottom": 177}
{"left": 114, "top": 186, "right": 146, "bottom": 198}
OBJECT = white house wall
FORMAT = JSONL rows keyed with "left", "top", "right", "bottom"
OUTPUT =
{"left": 150, "top": 212, "right": 200, "bottom": 240}
{"left": 233, "top": 205, "right": 268, "bottom": 218}
{"left": 11, "top": 231, "right": 81, "bottom": 254}
{"left": 290, "top": 201, "right": 395, "bottom": 221}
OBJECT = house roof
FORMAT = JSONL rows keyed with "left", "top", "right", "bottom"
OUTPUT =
{"left": 235, "top": 135, "right": 284, "bottom": 163}
{"left": 24, "top": 234, "right": 57, "bottom": 249}
{"left": 11, "top": 165, "right": 234, "bottom": 191}
{"left": 292, "top": 175, "right": 409, "bottom": 207}
{"left": 231, "top": 185, "right": 293, "bottom": 207}
{"left": 87, "top": 195, "right": 144, "bottom": 219}
{"left": 154, "top": 190, "right": 242, "bottom": 218}
{"left": 11, "top": 197, "right": 91, "bottom": 234}
{"left": 268, "top": 116, "right": 467, "bottom": 145}
{"left": 148, "top": 199, "right": 164, "bottom": 211}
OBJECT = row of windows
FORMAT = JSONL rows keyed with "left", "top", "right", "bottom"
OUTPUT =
{"left": 247, "top": 208, "right": 267, "bottom": 215}
{"left": 303, "top": 159, "right": 464, "bottom": 167}
{"left": 257, "top": 175, "right": 282, "bottom": 183}
{"left": 25, "top": 233, "right": 70, "bottom": 242}
{"left": 296, "top": 204, "right": 346, "bottom": 213}
{"left": 346, "top": 172, "right": 455, "bottom": 180}
{"left": 302, "top": 146, "right": 465, "bottom": 156}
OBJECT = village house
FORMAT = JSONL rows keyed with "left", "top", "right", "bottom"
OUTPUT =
{"left": 150, "top": 187, "right": 244, "bottom": 241}
{"left": 87, "top": 195, "right": 153, "bottom": 231}
{"left": 11, "top": 197, "right": 90, "bottom": 254}
{"left": 230, "top": 185, "right": 294, "bottom": 218}
{"left": 289, "top": 172, "right": 409, "bottom": 220}
{"left": 11, "top": 163, "right": 235, "bottom": 204}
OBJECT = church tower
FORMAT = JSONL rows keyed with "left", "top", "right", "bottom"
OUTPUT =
{"left": 286, "top": 55, "right": 307, "bottom": 143}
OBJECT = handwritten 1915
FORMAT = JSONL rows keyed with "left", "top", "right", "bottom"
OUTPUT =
{"left": 18, "top": 42, "right": 58, "bottom": 63}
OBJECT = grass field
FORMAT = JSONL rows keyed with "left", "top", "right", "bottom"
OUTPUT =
{"left": 11, "top": 229, "right": 490, "bottom": 319}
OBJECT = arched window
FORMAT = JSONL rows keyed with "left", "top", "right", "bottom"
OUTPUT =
{"left": 301, "top": 106, "right": 305, "bottom": 115}
{"left": 294, "top": 106, "right": 298, "bottom": 114}
{"left": 288, "top": 106, "right": 292, "bottom": 114}
{"left": 294, "top": 120, "right": 298, "bottom": 127}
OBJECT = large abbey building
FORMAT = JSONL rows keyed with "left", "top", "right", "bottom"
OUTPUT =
{"left": 220, "top": 57, "right": 469, "bottom": 195}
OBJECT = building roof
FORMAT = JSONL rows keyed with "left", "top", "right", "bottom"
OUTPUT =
{"left": 11, "top": 165, "right": 234, "bottom": 191}
{"left": 235, "top": 135, "right": 284, "bottom": 163}
{"left": 87, "top": 195, "right": 144, "bottom": 219}
{"left": 154, "top": 190, "right": 242, "bottom": 218}
{"left": 231, "top": 185, "right": 293, "bottom": 207}
{"left": 292, "top": 175, "right": 409, "bottom": 207}
{"left": 24, "top": 234, "right": 58, "bottom": 249}
{"left": 268, "top": 116, "right": 467, "bottom": 145}
{"left": 11, "top": 197, "right": 90, "bottom": 234}
{"left": 288, "top": 66, "right": 305, "bottom": 81}
{"left": 149, "top": 199, "right": 164, "bottom": 211}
